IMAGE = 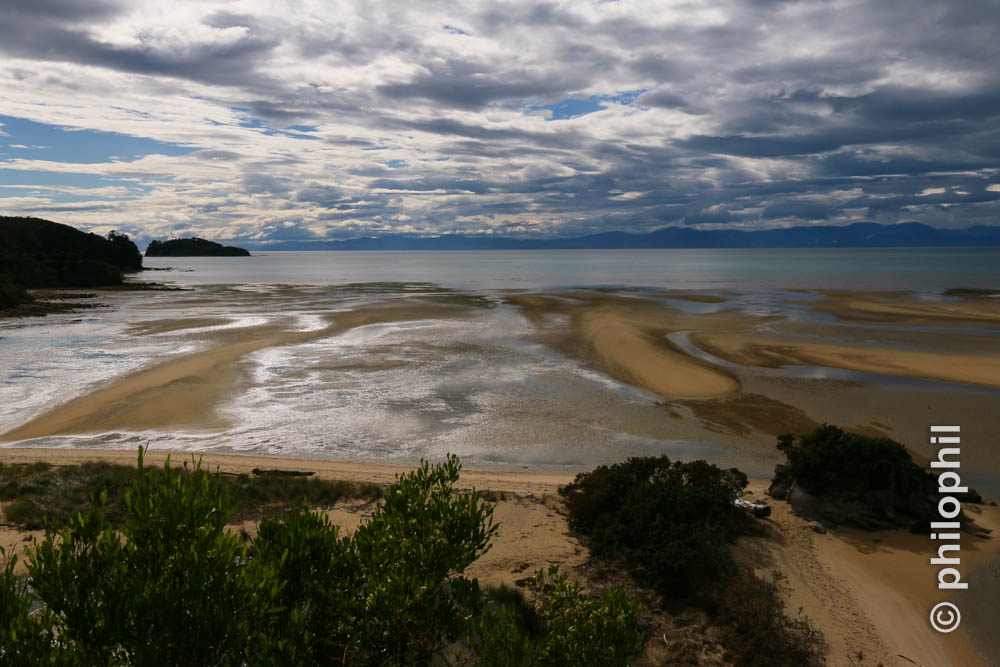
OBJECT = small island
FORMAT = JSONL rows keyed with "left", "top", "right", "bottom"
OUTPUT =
{"left": 146, "top": 237, "right": 250, "bottom": 257}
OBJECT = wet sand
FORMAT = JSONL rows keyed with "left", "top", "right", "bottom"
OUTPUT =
{"left": 2, "top": 303, "right": 467, "bottom": 441}
{"left": 503, "top": 292, "right": 743, "bottom": 399}
{"left": 806, "top": 290, "right": 1000, "bottom": 326}
{"left": 691, "top": 332, "right": 1000, "bottom": 389}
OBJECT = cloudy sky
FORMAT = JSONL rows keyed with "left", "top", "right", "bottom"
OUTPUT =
{"left": 1, "top": 0, "right": 998, "bottom": 245}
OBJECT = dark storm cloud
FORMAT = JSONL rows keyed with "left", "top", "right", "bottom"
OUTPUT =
{"left": 376, "top": 58, "right": 589, "bottom": 110}
{"left": 0, "top": 4, "right": 279, "bottom": 89}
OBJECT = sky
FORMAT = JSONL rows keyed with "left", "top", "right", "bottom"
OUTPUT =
{"left": 0, "top": 0, "right": 998, "bottom": 246}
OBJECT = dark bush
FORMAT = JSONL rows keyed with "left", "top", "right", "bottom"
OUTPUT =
{"left": 561, "top": 456, "right": 752, "bottom": 598}
{"left": 0, "top": 283, "right": 33, "bottom": 309}
{"left": 467, "top": 567, "right": 644, "bottom": 667}
{"left": 712, "top": 570, "right": 825, "bottom": 667}
{"left": 775, "top": 424, "right": 915, "bottom": 497}
{"left": 562, "top": 456, "right": 825, "bottom": 667}
{"left": 0, "top": 460, "right": 382, "bottom": 529}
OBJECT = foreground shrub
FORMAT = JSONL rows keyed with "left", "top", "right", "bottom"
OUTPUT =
{"left": 560, "top": 456, "right": 752, "bottom": 598}
{"left": 0, "top": 460, "right": 381, "bottom": 530}
{"left": 2, "top": 449, "right": 644, "bottom": 665}
{"left": 250, "top": 455, "right": 498, "bottom": 664}
{"left": 26, "top": 451, "right": 278, "bottom": 666}
{"left": 467, "top": 567, "right": 644, "bottom": 667}
{"left": 562, "top": 456, "right": 825, "bottom": 667}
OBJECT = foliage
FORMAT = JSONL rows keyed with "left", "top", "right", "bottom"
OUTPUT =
{"left": 560, "top": 456, "right": 752, "bottom": 598}
{"left": 0, "top": 216, "right": 142, "bottom": 289}
{"left": 0, "top": 549, "right": 78, "bottom": 666}
{"left": 1, "top": 450, "right": 647, "bottom": 665}
{"left": 0, "top": 460, "right": 381, "bottom": 529}
{"left": 106, "top": 231, "right": 144, "bottom": 271}
{"left": 467, "top": 568, "right": 644, "bottom": 667}
{"left": 711, "top": 570, "right": 826, "bottom": 667}
{"left": 561, "top": 456, "right": 825, "bottom": 666}
{"left": 25, "top": 451, "right": 279, "bottom": 666}
{"left": 145, "top": 238, "right": 249, "bottom": 257}
{"left": 1, "top": 451, "right": 505, "bottom": 665}
{"left": 0, "top": 283, "right": 33, "bottom": 309}
{"left": 775, "top": 424, "right": 919, "bottom": 497}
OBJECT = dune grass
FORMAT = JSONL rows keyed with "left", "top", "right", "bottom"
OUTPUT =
{"left": 0, "top": 460, "right": 382, "bottom": 529}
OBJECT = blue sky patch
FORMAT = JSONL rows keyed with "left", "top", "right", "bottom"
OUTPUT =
{"left": 528, "top": 90, "right": 645, "bottom": 121}
{"left": 235, "top": 115, "right": 320, "bottom": 140}
{"left": 0, "top": 115, "right": 195, "bottom": 164}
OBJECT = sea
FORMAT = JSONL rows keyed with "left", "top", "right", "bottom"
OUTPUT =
{"left": 1, "top": 247, "right": 998, "bottom": 476}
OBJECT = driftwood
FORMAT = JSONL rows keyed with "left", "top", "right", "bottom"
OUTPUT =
{"left": 251, "top": 468, "right": 315, "bottom": 477}
{"left": 734, "top": 498, "right": 772, "bottom": 518}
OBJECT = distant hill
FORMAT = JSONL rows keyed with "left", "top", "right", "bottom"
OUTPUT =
{"left": 146, "top": 238, "right": 250, "bottom": 257}
{"left": 254, "top": 222, "right": 1000, "bottom": 251}
{"left": 0, "top": 216, "right": 142, "bottom": 291}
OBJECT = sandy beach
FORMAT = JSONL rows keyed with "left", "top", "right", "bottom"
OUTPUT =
{"left": 2, "top": 448, "right": 997, "bottom": 666}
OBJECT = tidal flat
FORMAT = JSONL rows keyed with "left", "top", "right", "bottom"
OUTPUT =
{"left": 2, "top": 281, "right": 998, "bottom": 492}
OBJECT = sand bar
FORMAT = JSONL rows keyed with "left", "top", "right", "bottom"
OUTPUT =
{"left": 2, "top": 303, "right": 465, "bottom": 441}
{"left": 691, "top": 332, "right": 1000, "bottom": 389}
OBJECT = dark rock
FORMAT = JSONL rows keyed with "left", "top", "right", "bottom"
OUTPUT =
{"left": 251, "top": 468, "right": 315, "bottom": 477}
{"left": 807, "top": 521, "right": 826, "bottom": 534}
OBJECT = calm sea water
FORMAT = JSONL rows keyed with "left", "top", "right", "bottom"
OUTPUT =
{"left": 142, "top": 247, "right": 1000, "bottom": 291}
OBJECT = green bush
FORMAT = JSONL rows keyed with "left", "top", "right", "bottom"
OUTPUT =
{"left": 467, "top": 568, "right": 644, "bottom": 667}
{"left": 26, "top": 451, "right": 278, "bottom": 666}
{"left": 2, "top": 450, "right": 645, "bottom": 665}
{"left": 0, "top": 283, "right": 33, "bottom": 309}
{"left": 561, "top": 456, "right": 825, "bottom": 667}
{"left": 0, "top": 460, "right": 381, "bottom": 529}
{"left": 775, "top": 424, "right": 917, "bottom": 497}
{"left": 560, "top": 456, "right": 752, "bottom": 598}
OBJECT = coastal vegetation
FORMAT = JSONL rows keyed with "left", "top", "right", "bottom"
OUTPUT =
{"left": 767, "top": 424, "right": 978, "bottom": 531}
{"left": 561, "top": 456, "right": 825, "bottom": 667}
{"left": 145, "top": 237, "right": 250, "bottom": 256}
{"left": 0, "top": 451, "right": 643, "bottom": 665}
{"left": 0, "top": 460, "right": 382, "bottom": 530}
{"left": 0, "top": 217, "right": 142, "bottom": 289}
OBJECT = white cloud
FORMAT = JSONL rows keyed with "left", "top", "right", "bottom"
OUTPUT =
{"left": 0, "top": 0, "right": 998, "bottom": 241}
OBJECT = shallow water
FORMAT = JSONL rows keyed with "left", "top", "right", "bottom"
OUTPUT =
{"left": 1, "top": 249, "right": 998, "bottom": 479}
{"left": 142, "top": 247, "right": 1000, "bottom": 292}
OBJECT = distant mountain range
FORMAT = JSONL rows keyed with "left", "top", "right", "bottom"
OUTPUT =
{"left": 248, "top": 222, "right": 1000, "bottom": 251}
